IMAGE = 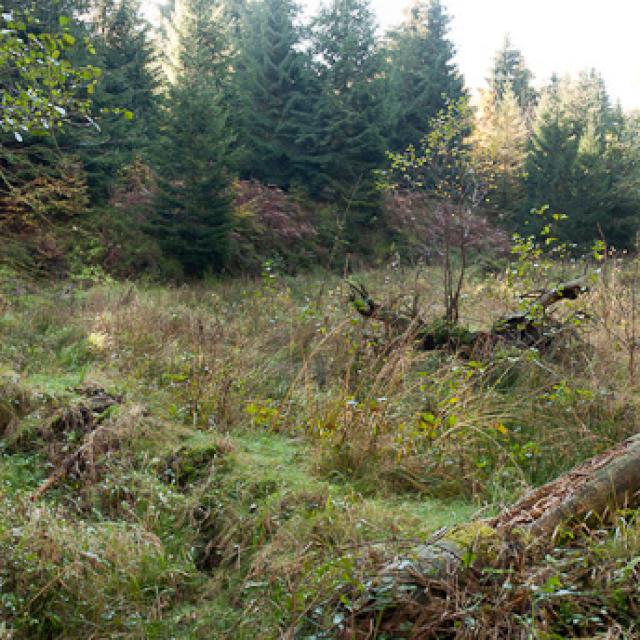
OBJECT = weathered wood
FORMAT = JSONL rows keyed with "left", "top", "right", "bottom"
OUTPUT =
{"left": 346, "top": 281, "right": 413, "bottom": 332}
{"left": 495, "top": 277, "right": 589, "bottom": 345}
{"left": 29, "top": 421, "right": 111, "bottom": 501}
{"left": 532, "top": 277, "right": 588, "bottom": 311}
{"left": 381, "top": 433, "right": 640, "bottom": 586}
{"left": 492, "top": 432, "right": 640, "bottom": 537}
{"left": 348, "top": 278, "right": 589, "bottom": 352}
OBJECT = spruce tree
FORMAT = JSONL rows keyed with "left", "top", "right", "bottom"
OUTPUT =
{"left": 561, "top": 69, "right": 612, "bottom": 139}
{"left": 521, "top": 79, "right": 578, "bottom": 231}
{"left": 603, "top": 112, "right": 640, "bottom": 248}
{"left": 311, "top": 0, "right": 386, "bottom": 228}
{"left": 489, "top": 35, "right": 536, "bottom": 111}
{"left": 472, "top": 84, "right": 527, "bottom": 217}
{"left": 236, "top": 0, "right": 316, "bottom": 190}
{"left": 568, "top": 122, "right": 611, "bottom": 245}
{"left": 520, "top": 73, "right": 638, "bottom": 248}
{"left": 388, "top": 0, "right": 465, "bottom": 152}
{"left": 79, "top": 0, "right": 159, "bottom": 201}
{"left": 153, "top": 0, "right": 233, "bottom": 276}
{"left": 566, "top": 83, "right": 638, "bottom": 248}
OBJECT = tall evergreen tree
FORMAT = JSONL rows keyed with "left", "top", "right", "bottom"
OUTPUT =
{"left": 603, "top": 111, "right": 640, "bottom": 247}
{"left": 235, "top": 0, "right": 316, "bottom": 190}
{"left": 311, "top": 0, "right": 386, "bottom": 227}
{"left": 521, "top": 73, "right": 638, "bottom": 247}
{"left": 568, "top": 122, "right": 611, "bottom": 245}
{"left": 567, "top": 96, "right": 640, "bottom": 249}
{"left": 388, "top": 0, "right": 465, "bottom": 152}
{"left": 489, "top": 35, "right": 536, "bottom": 111}
{"left": 522, "top": 79, "right": 578, "bottom": 230}
{"left": 561, "top": 69, "right": 612, "bottom": 139}
{"left": 153, "top": 0, "right": 233, "bottom": 276}
{"left": 472, "top": 84, "right": 527, "bottom": 217}
{"left": 78, "top": 0, "right": 159, "bottom": 201}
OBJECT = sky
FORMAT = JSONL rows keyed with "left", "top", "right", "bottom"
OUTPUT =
{"left": 141, "top": 0, "right": 640, "bottom": 110}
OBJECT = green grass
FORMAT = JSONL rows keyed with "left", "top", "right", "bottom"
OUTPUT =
{"left": 1, "top": 265, "right": 639, "bottom": 637}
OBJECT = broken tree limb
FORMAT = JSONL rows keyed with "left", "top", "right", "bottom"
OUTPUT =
{"left": 494, "top": 277, "right": 589, "bottom": 345}
{"left": 491, "top": 432, "right": 640, "bottom": 537}
{"left": 348, "top": 277, "right": 590, "bottom": 353}
{"left": 529, "top": 277, "right": 588, "bottom": 311}
{"left": 346, "top": 281, "right": 413, "bottom": 332}
{"left": 381, "top": 433, "right": 640, "bottom": 586}
{"left": 30, "top": 420, "right": 112, "bottom": 501}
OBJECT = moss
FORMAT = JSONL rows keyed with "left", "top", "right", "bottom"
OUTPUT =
{"left": 419, "top": 317, "right": 477, "bottom": 350}
{"left": 445, "top": 521, "right": 500, "bottom": 549}
{"left": 161, "top": 432, "right": 230, "bottom": 488}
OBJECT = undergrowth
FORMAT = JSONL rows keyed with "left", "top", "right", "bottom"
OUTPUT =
{"left": 0, "top": 257, "right": 639, "bottom": 638}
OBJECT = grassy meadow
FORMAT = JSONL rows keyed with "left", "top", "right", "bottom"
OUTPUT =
{"left": 1, "top": 258, "right": 640, "bottom": 638}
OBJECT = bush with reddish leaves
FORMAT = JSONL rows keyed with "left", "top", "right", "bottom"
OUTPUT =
{"left": 384, "top": 190, "right": 511, "bottom": 265}
{"left": 229, "top": 180, "right": 319, "bottom": 273}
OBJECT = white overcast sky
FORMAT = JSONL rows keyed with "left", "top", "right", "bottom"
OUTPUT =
{"left": 141, "top": 0, "right": 640, "bottom": 110}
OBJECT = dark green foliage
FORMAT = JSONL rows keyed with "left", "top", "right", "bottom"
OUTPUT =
{"left": 569, "top": 117, "right": 640, "bottom": 250}
{"left": 522, "top": 80, "right": 578, "bottom": 232}
{"left": 236, "top": 0, "right": 316, "bottom": 191}
{"left": 152, "top": 0, "right": 233, "bottom": 276}
{"left": 521, "top": 74, "right": 640, "bottom": 248}
{"left": 489, "top": 35, "right": 536, "bottom": 110}
{"left": 388, "top": 0, "right": 466, "bottom": 152}
{"left": 3, "top": 0, "right": 640, "bottom": 277}
{"left": 311, "top": 0, "right": 386, "bottom": 230}
{"left": 603, "top": 112, "right": 640, "bottom": 247}
{"left": 77, "top": 0, "right": 160, "bottom": 202}
{"left": 153, "top": 86, "right": 232, "bottom": 276}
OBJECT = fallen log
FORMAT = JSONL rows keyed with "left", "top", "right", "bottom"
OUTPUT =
{"left": 347, "top": 277, "right": 589, "bottom": 353}
{"left": 491, "top": 432, "right": 640, "bottom": 537}
{"left": 383, "top": 433, "right": 640, "bottom": 584}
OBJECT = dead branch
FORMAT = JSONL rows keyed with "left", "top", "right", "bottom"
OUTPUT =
{"left": 496, "top": 277, "right": 589, "bottom": 334}
{"left": 348, "top": 277, "right": 589, "bottom": 353}
{"left": 30, "top": 420, "right": 112, "bottom": 501}
{"left": 346, "top": 280, "right": 413, "bottom": 332}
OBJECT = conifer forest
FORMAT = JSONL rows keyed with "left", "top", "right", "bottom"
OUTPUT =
{"left": 2, "top": 0, "right": 640, "bottom": 637}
